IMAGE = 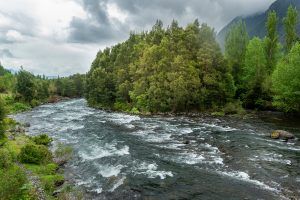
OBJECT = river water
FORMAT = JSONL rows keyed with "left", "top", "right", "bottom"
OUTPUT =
{"left": 13, "top": 99, "right": 300, "bottom": 200}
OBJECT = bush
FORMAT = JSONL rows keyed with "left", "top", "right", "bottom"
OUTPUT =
{"left": 32, "top": 134, "right": 53, "bottom": 146}
{"left": 0, "top": 148, "right": 12, "bottom": 169}
{"left": 114, "top": 101, "right": 132, "bottom": 111}
{"left": 3, "top": 117, "right": 17, "bottom": 127}
{"left": 0, "top": 165, "right": 27, "bottom": 199}
{"left": 10, "top": 102, "right": 31, "bottom": 113}
{"left": 41, "top": 174, "right": 64, "bottom": 194}
{"left": 223, "top": 101, "right": 246, "bottom": 115}
{"left": 30, "top": 99, "right": 41, "bottom": 107}
{"left": 19, "top": 144, "right": 52, "bottom": 164}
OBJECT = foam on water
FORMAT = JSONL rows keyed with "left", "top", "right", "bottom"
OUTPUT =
{"left": 180, "top": 128, "right": 193, "bottom": 134}
{"left": 97, "top": 164, "right": 124, "bottom": 178}
{"left": 218, "top": 170, "right": 280, "bottom": 193}
{"left": 177, "top": 152, "right": 205, "bottom": 165}
{"left": 134, "top": 162, "right": 173, "bottom": 179}
{"left": 79, "top": 144, "right": 130, "bottom": 161}
{"left": 107, "top": 113, "right": 141, "bottom": 125}
{"left": 249, "top": 152, "right": 292, "bottom": 165}
{"left": 202, "top": 123, "right": 237, "bottom": 132}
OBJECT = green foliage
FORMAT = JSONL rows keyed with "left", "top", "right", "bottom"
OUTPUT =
{"left": 32, "top": 134, "right": 53, "bottom": 146}
{"left": 0, "top": 165, "right": 27, "bottom": 199}
{"left": 16, "top": 69, "right": 36, "bottom": 103}
{"left": 41, "top": 174, "right": 64, "bottom": 194}
{"left": 9, "top": 102, "right": 31, "bottom": 113}
{"left": 0, "top": 64, "right": 15, "bottom": 93}
{"left": 0, "top": 98, "right": 5, "bottom": 139}
{"left": 283, "top": 5, "right": 299, "bottom": 52}
{"left": 242, "top": 37, "right": 269, "bottom": 108}
{"left": 19, "top": 144, "right": 52, "bottom": 164}
{"left": 223, "top": 101, "right": 245, "bottom": 115}
{"left": 86, "top": 21, "right": 235, "bottom": 113}
{"left": 0, "top": 148, "right": 12, "bottom": 169}
{"left": 25, "top": 163, "right": 58, "bottom": 175}
{"left": 265, "top": 10, "right": 280, "bottom": 73}
{"left": 272, "top": 42, "right": 300, "bottom": 112}
{"left": 225, "top": 20, "right": 249, "bottom": 89}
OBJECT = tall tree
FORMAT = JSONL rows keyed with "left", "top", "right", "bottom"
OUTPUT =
{"left": 265, "top": 10, "right": 280, "bottom": 74}
{"left": 224, "top": 21, "right": 249, "bottom": 91}
{"left": 16, "top": 69, "right": 36, "bottom": 103}
{"left": 272, "top": 42, "right": 300, "bottom": 112}
{"left": 283, "top": 5, "right": 298, "bottom": 52}
{"left": 243, "top": 37, "right": 268, "bottom": 108}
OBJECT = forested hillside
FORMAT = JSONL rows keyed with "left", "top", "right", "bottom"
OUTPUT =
{"left": 86, "top": 6, "right": 300, "bottom": 114}
{"left": 217, "top": 0, "right": 300, "bottom": 47}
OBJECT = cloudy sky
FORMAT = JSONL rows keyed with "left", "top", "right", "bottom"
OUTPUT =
{"left": 0, "top": 0, "right": 275, "bottom": 76}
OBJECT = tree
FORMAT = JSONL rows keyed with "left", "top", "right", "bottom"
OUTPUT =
{"left": 265, "top": 10, "right": 280, "bottom": 74}
{"left": 0, "top": 97, "right": 5, "bottom": 139}
{"left": 283, "top": 5, "right": 298, "bottom": 52}
{"left": 243, "top": 37, "right": 268, "bottom": 108}
{"left": 225, "top": 21, "right": 249, "bottom": 92}
{"left": 272, "top": 42, "right": 300, "bottom": 112}
{"left": 16, "top": 69, "right": 36, "bottom": 102}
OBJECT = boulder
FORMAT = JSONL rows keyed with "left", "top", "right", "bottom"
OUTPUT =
{"left": 271, "top": 130, "right": 295, "bottom": 140}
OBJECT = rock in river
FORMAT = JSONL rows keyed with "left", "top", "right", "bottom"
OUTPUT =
{"left": 271, "top": 130, "right": 295, "bottom": 140}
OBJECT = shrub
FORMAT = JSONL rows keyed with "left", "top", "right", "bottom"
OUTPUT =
{"left": 19, "top": 144, "right": 52, "bottom": 164}
{"left": 0, "top": 165, "right": 27, "bottom": 199}
{"left": 30, "top": 99, "right": 41, "bottom": 107}
{"left": 3, "top": 117, "right": 17, "bottom": 127}
{"left": 223, "top": 101, "right": 246, "bottom": 115}
{"left": 114, "top": 101, "right": 131, "bottom": 111}
{"left": 41, "top": 174, "right": 64, "bottom": 194}
{"left": 10, "top": 102, "right": 31, "bottom": 113}
{"left": 0, "top": 148, "right": 12, "bottom": 169}
{"left": 32, "top": 134, "right": 53, "bottom": 146}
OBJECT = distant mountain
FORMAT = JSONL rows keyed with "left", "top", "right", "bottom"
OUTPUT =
{"left": 217, "top": 0, "right": 300, "bottom": 48}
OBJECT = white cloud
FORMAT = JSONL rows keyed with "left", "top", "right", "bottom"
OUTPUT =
{"left": 6, "top": 30, "right": 24, "bottom": 42}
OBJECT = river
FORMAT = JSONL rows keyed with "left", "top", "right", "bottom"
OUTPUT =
{"left": 12, "top": 99, "right": 300, "bottom": 200}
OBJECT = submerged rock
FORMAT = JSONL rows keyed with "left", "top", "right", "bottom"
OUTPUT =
{"left": 23, "top": 122, "right": 30, "bottom": 127}
{"left": 183, "top": 140, "right": 190, "bottom": 145}
{"left": 271, "top": 130, "right": 295, "bottom": 140}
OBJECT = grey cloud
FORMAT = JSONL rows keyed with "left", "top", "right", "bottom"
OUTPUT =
{"left": 68, "top": 0, "right": 129, "bottom": 43}
{"left": 0, "top": 11, "right": 36, "bottom": 40}
{"left": 0, "top": 49, "right": 14, "bottom": 58}
{"left": 68, "top": 0, "right": 275, "bottom": 43}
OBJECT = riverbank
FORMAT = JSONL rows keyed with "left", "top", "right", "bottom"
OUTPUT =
{"left": 0, "top": 118, "right": 82, "bottom": 200}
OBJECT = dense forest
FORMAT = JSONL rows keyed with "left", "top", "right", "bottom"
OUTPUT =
{"left": 86, "top": 5, "right": 300, "bottom": 114}
{"left": 0, "top": 64, "right": 85, "bottom": 114}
